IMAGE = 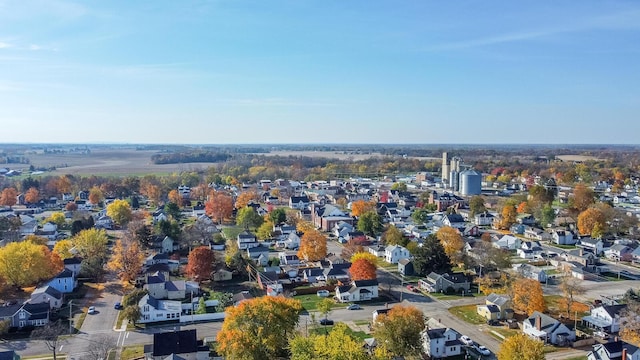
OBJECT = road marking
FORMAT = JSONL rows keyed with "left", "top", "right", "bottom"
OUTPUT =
{"left": 59, "top": 345, "right": 63, "bottom": 351}
{"left": 117, "top": 331, "right": 123, "bottom": 346}
{"left": 126, "top": 331, "right": 130, "bottom": 339}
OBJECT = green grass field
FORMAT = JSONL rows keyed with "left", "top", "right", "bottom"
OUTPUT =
{"left": 448, "top": 304, "right": 486, "bottom": 325}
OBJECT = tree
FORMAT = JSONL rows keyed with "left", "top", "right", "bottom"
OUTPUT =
{"left": 185, "top": 246, "right": 216, "bottom": 282}
{"left": 25, "top": 234, "right": 48, "bottom": 246}
{"left": 164, "top": 202, "right": 181, "bottom": 220}
{"left": 411, "top": 208, "right": 429, "bottom": 224}
{"left": 31, "top": 322, "right": 67, "bottom": 360}
{"left": 517, "top": 201, "right": 530, "bottom": 214}
{"left": 350, "top": 251, "right": 379, "bottom": 265}
{"left": 341, "top": 241, "right": 364, "bottom": 260}
{"left": 357, "top": 210, "right": 383, "bottom": 237}
{"left": 296, "top": 220, "right": 316, "bottom": 233}
{"left": 559, "top": 269, "right": 585, "bottom": 317}
{"left": 351, "top": 200, "right": 376, "bottom": 217}
{"left": 0, "top": 242, "right": 58, "bottom": 287}
{"left": 127, "top": 220, "right": 152, "bottom": 246}
{"left": 205, "top": 191, "right": 233, "bottom": 224}
{"left": 235, "top": 190, "right": 259, "bottom": 209}
{"left": 65, "top": 201, "right": 78, "bottom": 211}
{"left": 540, "top": 204, "right": 556, "bottom": 227}
{"left": 476, "top": 273, "right": 513, "bottom": 295}
{"left": 436, "top": 226, "right": 464, "bottom": 265}
{"left": 349, "top": 258, "right": 377, "bottom": 280}
{"left": 317, "top": 298, "right": 334, "bottom": 323}
{"left": 210, "top": 291, "right": 234, "bottom": 312}
{"left": 46, "top": 212, "right": 66, "bottom": 227}
{"left": 72, "top": 228, "right": 109, "bottom": 279}
{"left": 268, "top": 208, "right": 287, "bottom": 225}
{"left": 298, "top": 229, "right": 327, "bottom": 261}
{"left": 53, "top": 239, "right": 74, "bottom": 259}
{"left": 289, "top": 323, "right": 370, "bottom": 360}
{"left": 155, "top": 219, "right": 181, "bottom": 240}
{"left": 107, "top": 239, "right": 145, "bottom": 283}
{"left": 196, "top": 296, "right": 207, "bottom": 314}
{"left": 256, "top": 219, "right": 274, "bottom": 240}
{"left": 381, "top": 225, "right": 406, "bottom": 246}
{"left": 25, "top": 187, "right": 40, "bottom": 203}
{"left": 471, "top": 240, "right": 512, "bottom": 269}
{"left": 497, "top": 333, "right": 544, "bottom": 360}
{"left": 498, "top": 204, "right": 517, "bottom": 230}
{"left": 216, "top": 296, "right": 303, "bottom": 360}
{"left": 122, "top": 305, "right": 142, "bottom": 327}
{"left": 0, "top": 187, "right": 18, "bottom": 208}
{"left": 123, "top": 288, "right": 148, "bottom": 307}
{"left": 577, "top": 207, "right": 606, "bottom": 236}
{"left": 468, "top": 195, "right": 486, "bottom": 217}
{"left": 512, "top": 278, "right": 546, "bottom": 315}
{"left": 88, "top": 186, "right": 103, "bottom": 205}
{"left": 86, "top": 334, "right": 117, "bottom": 360}
{"left": 412, "top": 235, "right": 451, "bottom": 276}
{"left": 236, "top": 207, "right": 264, "bottom": 230}
{"left": 571, "top": 183, "right": 595, "bottom": 212}
{"left": 106, "top": 199, "right": 133, "bottom": 226}
{"left": 372, "top": 305, "right": 425, "bottom": 358}
{"left": 0, "top": 319, "right": 9, "bottom": 339}
{"left": 167, "top": 189, "right": 183, "bottom": 207}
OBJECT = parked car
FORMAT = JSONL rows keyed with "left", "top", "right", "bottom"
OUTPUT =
{"left": 88, "top": 306, "right": 96, "bottom": 314}
{"left": 487, "top": 319, "right": 500, "bottom": 326}
{"left": 460, "top": 335, "right": 473, "bottom": 346}
{"left": 320, "top": 318, "right": 334, "bottom": 325}
{"left": 114, "top": 302, "right": 122, "bottom": 310}
{"left": 347, "top": 304, "right": 361, "bottom": 310}
{"left": 594, "top": 331, "right": 609, "bottom": 339}
{"left": 476, "top": 345, "right": 491, "bottom": 356}
{"left": 316, "top": 290, "right": 330, "bottom": 297}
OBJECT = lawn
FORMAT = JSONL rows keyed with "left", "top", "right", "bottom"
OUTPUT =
{"left": 293, "top": 294, "right": 346, "bottom": 312}
{"left": 222, "top": 226, "right": 243, "bottom": 240}
{"left": 429, "top": 291, "right": 475, "bottom": 300}
{"left": 121, "top": 345, "right": 145, "bottom": 360}
{"left": 545, "top": 295, "right": 590, "bottom": 319}
{"left": 549, "top": 244, "right": 577, "bottom": 250}
{"left": 489, "top": 327, "right": 519, "bottom": 339}
{"left": 448, "top": 304, "right": 486, "bottom": 325}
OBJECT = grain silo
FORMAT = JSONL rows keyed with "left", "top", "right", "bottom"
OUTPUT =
{"left": 459, "top": 169, "right": 482, "bottom": 196}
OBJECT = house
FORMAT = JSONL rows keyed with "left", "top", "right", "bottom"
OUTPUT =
{"left": 247, "top": 245, "right": 270, "bottom": 266}
{"left": 19, "top": 215, "right": 37, "bottom": 236}
{"left": 551, "top": 229, "right": 576, "bottom": 245}
{"left": 384, "top": 245, "right": 410, "bottom": 264}
{"left": 516, "top": 263, "right": 548, "bottom": 283}
{"left": 398, "top": 258, "right": 414, "bottom": 276}
{"left": 494, "top": 235, "right": 521, "bottom": 250}
{"left": 422, "top": 328, "right": 463, "bottom": 359}
{"left": 212, "top": 268, "right": 233, "bottom": 282}
{"left": 368, "top": 244, "right": 386, "bottom": 258}
{"left": 47, "top": 269, "right": 77, "bottom": 293}
{"left": 579, "top": 237, "right": 605, "bottom": 255}
{"left": 582, "top": 304, "right": 627, "bottom": 334}
{"left": 474, "top": 212, "right": 495, "bottom": 226}
{"left": 335, "top": 279, "right": 379, "bottom": 303}
{"left": 477, "top": 293, "right": 513, "bottom": 320}
{"left": 283, "top": 232, "right": 301, "bottom": 250}
{"left": 587, "top": 340, "right": 640, "bottom": 360}
{"left": 443, "top": 214, "right": 466, "bottom": 230}
{"left": 194, "top": 214, "right": 219, "bottom": 233}
{"left": 303, "top": 268, "right": 326, "bottom": 283}
{"left": 0, "top": 350, "right": 20, "bottom": 360}
{"left": 334, "top": 221, "right": 355, "bottom": 239}
{"left": 0, "top": 302, "right": 50, "bottom": 329}
{"left": 289, "top": 195, "right": 310, "bottom": 210}
{"left": 232, "top": 291, "right": 253, "bottom": 306}
{"left": 428, "top": 191, "right": 466, "bottom": 212}
{"left": 517, "top": 241, "right": 543, "bottom": 259}
{"left": 144, "top": 272, "right": 196, "bottom": 300}
{"left": 524, "top": 227, "right": 548, "bottom": 241}
{"left": 311, "top": 204, "right": 354, "bottom": 232}
{"left": 323, "top": 263, "right": 351, "bottom": 283}
{"left": 606, "top": 244, "right": 633, "bottom": 261}
{"left": 562, "top": 248, "right": 597, "bottom": 266}
{"left": 138, "top": 295, "right": 182, "bottom": 324}
{"left": 419, "top": 272, "right": 470, "bottom": 294}
{"left": 279, "top": 252, "right": 300, "bottom": 266}
{"left": 143, "top": 329, "right": 209, "bottom": 360}
{"left": 523, "top": 311, "right": 575, "bottom": 346}
{"left": 63, "top": 257, "right": 82, "bottom": 277}
{"left": 30, "top": 285, "right": 63, "bottom": 310}
{"left": 95, "top": 215, "right": 114, "bottom": 229}
{"left": 160, "top": 236, "right": 177, "bottom": 254}
{"left": 237, "top": 230, "right": 259, "bottom": 250}
{"left": 145, "top": 253, "right": 170, "bottom": 267}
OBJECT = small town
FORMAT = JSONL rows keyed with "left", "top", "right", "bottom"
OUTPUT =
{"left": 1, "top": 146, "right": 640, "bottom": 360}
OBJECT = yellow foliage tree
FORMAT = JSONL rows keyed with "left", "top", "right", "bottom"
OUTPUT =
{"left": 88, "top": 186, "right": 104, "bottom": 205}
{"left": 107, "top": 239, "right": 145, "bottom": 283}
{"left": 436, "top": 226, "right": 464, "bottom": 264}
{"left": 168, "top": 189, "right": 183, "bottom": 207}
{"left": 498, "top": 204, "right": 517, "bottom": 230}
{"left": 53, "top": 240, "right": 74, "bottom": 260}
{"left": 512, "top": 278, "right": 546, "bottom": 315}
{"left": 577, "top": 207, "right": 606, "bottom": 236}
{"left": 289, "top": 323, "right": 370, "bottom": 360}
{"left": 350, "top": 251, "right": 379, "bottom": 266}
{"left": 297, "top": 229, "right": 327, "bottom": 261}
{"left": 46, "top": 212, "right": 66, "bottom": 227}
{"left": 372, "top": 305, "right": 426, "bottom": 357}
{"left": 25, "top": 187, "right": 40, "bottom": 203}
{"left": 0, "top": 242, "right": 58, "bottom": 287}
{"left": 107, "top": 199, "right": 133, "bottom": 226}
{"left": 476, "top": 273, "right": 512, "bottom": 296}
{"left": 497, "top": 333, "right": 544, "bottom": 360}
{"left": 351, "top": 200, "right": 376, "bottom": 217}
{"left": 296, "top": 220, "right": 316, "bottom": 233}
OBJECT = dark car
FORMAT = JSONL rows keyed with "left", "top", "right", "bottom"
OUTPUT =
{"left": 114, "top": 302, "right": 123, "bottom": 310}
{"left": 487, "top": 319, "right": 500, "bottom": 326}
{"left": 320, "top": 319, "right": 334, "bottom": 326}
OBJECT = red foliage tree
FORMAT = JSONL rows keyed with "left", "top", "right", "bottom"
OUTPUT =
{"left": 185, "top": 246, "right": 216, "bottom": 282}
{"left": 349, "top": 258, "right": 377, "bottom": 281}
{"left": 205, "top": 191, "right": 233, "bottom": 224}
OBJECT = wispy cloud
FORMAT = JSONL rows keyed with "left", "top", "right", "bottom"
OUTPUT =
{"left": 0, "top": 41, "right": 13, "bottom": 49}
{"left": 214, "top": 97, "right": 341, "bottom": 107}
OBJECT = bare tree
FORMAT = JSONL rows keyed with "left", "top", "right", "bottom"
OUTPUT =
{"left": 559, "top": 268, "right": 586, "bottom": 317}
{"left": 86, "top": 334, "right": 117, "bottom": 360}
{"left": 31, "top": 322, "right": 67, "bottom": 360}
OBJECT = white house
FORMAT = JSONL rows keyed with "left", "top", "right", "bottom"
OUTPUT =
{"left": 368, "top": 245, "right": 386, "bottom": 258}
{"left": 474, "top": 212, "right": 495, "bottom": 226}
{"left": 30, "top": 285, "right": 63, "bottom": 310}
{"left": 423, "top": 328, "right": 463, "bottom": 359}
{"left": 587, "top": 340, "right": 640, "bottom": 360}
{"left": 582, "top": 304, "right": 627, "bottom": 334}
{"left": 289, "top": 195, "right": 310, "bottom": 210}
{"left": 605, "top": 244, "right": 633, "bottom": 260}
{"left": 138, "top": 294, "right": 182, "bottom": 324}
{"left": 579, "top": 237, "right": 604, "bottom": 255}
{"left": 160, "top": 236, "right": 177, "bottom": 254}
{"left": 237, "top": 230, "right": 259, "bottom": 250}
{"left": 494, "top": 235, "right": 521, "bottom": 250}
{"left": 516, "top": 264, "right": 548, "bottom": 283}
{"left": 47, "top": 269, "right": 77, "bottom": 293}
{"left": 63, "top": 257, "right": 82, "bottom": 277}
{"left": 551, "top": 229, "right": 576, "bottom": 245}
{"left": 283, "top": 232, "right": 301, "bottom": 250}
{"left": 335, "top": 280, "right": 378, "bottom": 303}
{"left": 384, "top": 245, "right": 410, "bottom": 264}
{"left": 95, "top": 215, "right": 114, "bottom": 229}
{"left": 523, "top": 311, "right": 575, "bottom": 346}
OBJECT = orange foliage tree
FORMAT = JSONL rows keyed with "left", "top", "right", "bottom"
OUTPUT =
{"left": 25, "top": 187, "right": 40, "bottom": 203}
{"left": 168, "top": 189, "right": 183, "bottom": 207}
{"left": 572, "top": 183, "right": 595, "bottom": 213}
{"left": 498, "top": 204, "right": 517, "bottom": 230}
{"left": 349, "top": 258, "right": 377, "bottom": 280}
{"left": 235, "top": 190, "right": 260, "bottom": 209}
{"left": 351, "top": 200, "right": 376, "bottom": 217}
{"left": 517, "top": 201, "right": 530, "bottom": 214}
{"left": 0, "top": 187, "right": 18, "bottom": 209}
{"left": 512, "top": 278, "right": 546, "bottom": 315}
{"left": 297, "top": 229, "right": 327, "bottom": 261}
{"left": 436, "top": 226, "right": 464, "bottom": 264}
{"left": 577, "top": 207, "right": 606, "bottom": 236}
{"left": 88, "top": 186, "right": 103, "bottom": 205}
{"left": 205, "top": 191, "right": 234, "bottom": 224}
{"left": 185, "top": 246, "right": 216, "bottom": 282}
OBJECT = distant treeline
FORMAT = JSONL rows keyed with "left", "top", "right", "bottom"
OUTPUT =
{"left": 151, "top": 151, "right": 232, "bottom": 164}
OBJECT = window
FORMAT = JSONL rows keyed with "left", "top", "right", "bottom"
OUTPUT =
{"left": 19, "top": 311, "right": 25, "bottom": 319}
{"left": 166, "top": 314, "right": 170, "bottom": 319}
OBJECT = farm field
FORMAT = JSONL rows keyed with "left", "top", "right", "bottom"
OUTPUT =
{"left": 253, "top": 150, "right": 440, "bottom": 161}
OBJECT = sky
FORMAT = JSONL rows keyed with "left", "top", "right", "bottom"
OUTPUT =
{"left": 1, "top": 1, "right": 639, "bottom": 145}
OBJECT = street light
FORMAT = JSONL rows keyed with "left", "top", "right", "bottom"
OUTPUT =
{"left": 68, "top": 300, "right": 73, "bottom": 334}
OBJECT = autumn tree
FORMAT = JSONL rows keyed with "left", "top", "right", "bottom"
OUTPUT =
{"left": 72, "top": 228, "right": 109, "bottom": 279}
{"left": 357, "top": 210, "right": 383, "bottom": 237}
{"left": 236, "top": 207, "right": 263, "bottom": 230}
{"left": 577, "top": 207, "right": 607, "bottom": 236}
{"left": 341, "top": 241, "right": 364, "bottom": 260}
{"left": 296, "top": 220, "right": 316, "bottom": 233}
{"left": 167, "top": 189, "right": 183, "bottom": 207}
{"left": 142, "top": 183, "right": 161, "bottom": 206}
{"left": 298, "top": 229, "right": 327, "bottom": 261}
{"left": 571, "top": 183, "right": 595, "bottom": 213}
{"left": 256, "top": 219, "right": 274, "bottom": 240}
{"left": 0, "top": 187, "right": 18, "bottom": 209}
{"left": 289, "top": 323, "right": 373, "bottom": 360}
{"left": 106, "top": 199, "right": 133, "bottom": 226}
{"left": 512, "top": 278, "right": 546, "bottom": 315}
{"left": 235, "top": 190, "right": 259, "bottom": 209}
{"left": 88, "top": 186, "right": 104, "bottom": 205}
{"left": 25, "top": 234, "right": 48, "bottom": 246}
{"left": 65, "top": 201, "right": 78, "bottom": 211}
{"left": 317, "top": 298, "right": 334, "bottom": 323}
{"left": 351, "top": 200, "right": 376, "bottom": 217}
{"left": 0, "top": 242, "right": 59, "bottom": 287}
{"left": 185, "top": 246, "right": 216, "bottom": 282}
{"left": 497, "top": 333, "right": 544, "bottom": 360}
{"left": 53, "top": 240, "right": 74, "bottom": 260}
{"left": 107, "top": 238, "right": 145, "bottom": 283}
{"left": 372, "top": 305, "right": 425, "bottom": 358}
{"left": 381, "top": 225, "right": 406, "bottom": 246}
{"left": 469, "top": 195, "right": 486, "bottom": 217}
{"left": 205, "top": 191, "right": 233, "bottom": 224}
{"left": 436, "top": 226, "right": 464, "bottom": 265}
{"left": 476, "top": 272, "right": 513, "bottom": 296}
{"left": 351, "top": 251, "right": 379, "bottom": 265}
{"left": 350, "top": 258, "right": 377, "bottom": 281}
{"left": 559, "top": 269, "right": 585, "bottom": 317}
{"left": 216, "top": 296, "right": 302, "bottom": 360}
{"left": 498, "top": 204, "right": 517, "bottom": 230}
{"left": 25, "top": 187, "right": 40, "bottom": 203}
{"left": 46, "top": 212, "right": 66, "bottom": 227}
{"left": 517, "top": 201, "right": 530, "bottom": 214}
{"left": 471, "top": 240, "right": 512, "bottom": 269}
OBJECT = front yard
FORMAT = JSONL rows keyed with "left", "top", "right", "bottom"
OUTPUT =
{"left": 293, "top": 294, "right": 346, "bottom": 312}
{"left": 448, "top": 304, "right": 486, "bottom": 325}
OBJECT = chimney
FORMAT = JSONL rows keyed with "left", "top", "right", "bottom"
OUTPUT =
{"left": 535, "top": 315, "right": 542, "bottom": 331}
{"left": 623, "top": 348, "right": 627, "bottom": 360}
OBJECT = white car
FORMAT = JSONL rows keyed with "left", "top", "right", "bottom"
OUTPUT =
{"left": 316, "top": 290, "right": 330, "bottom": 297}
{"left": 476, "top": 345, "right": 491, "bottom": 356}
{"left": 88, "top": 306, "right": 96, "bottom": 314}
{"left": 460, "top": 335, "right": 473, "bottom": 346}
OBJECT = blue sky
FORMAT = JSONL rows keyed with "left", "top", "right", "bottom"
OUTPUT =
{"left": 1, "top": 1, "right": 639, "bottom": 144}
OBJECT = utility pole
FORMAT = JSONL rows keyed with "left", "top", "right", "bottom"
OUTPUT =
{"left": 68, "top": 300, "right": 73, "bottom": 334}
